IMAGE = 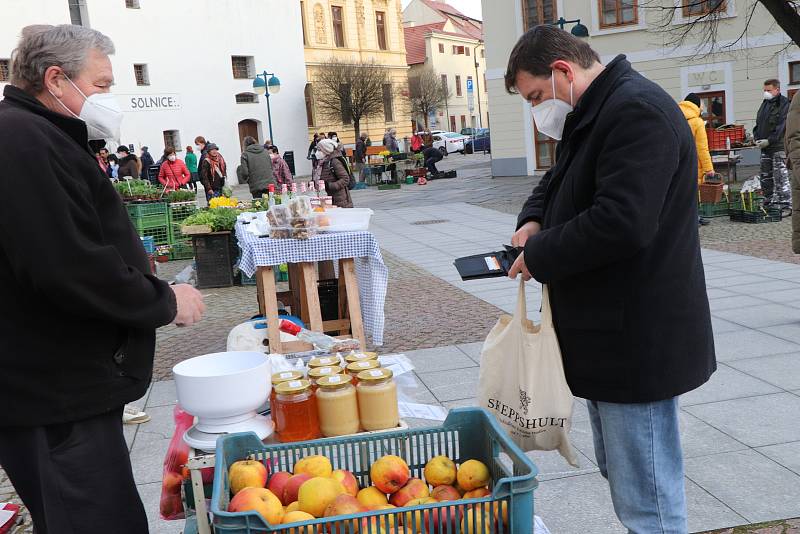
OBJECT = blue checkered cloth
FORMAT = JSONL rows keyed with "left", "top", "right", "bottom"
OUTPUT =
{"left": 235, "top": 222, "right": 387, "bottom": 345}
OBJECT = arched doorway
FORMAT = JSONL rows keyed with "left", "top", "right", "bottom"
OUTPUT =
{"left": 238, "top": 119, "right": 259, "bottom": 150}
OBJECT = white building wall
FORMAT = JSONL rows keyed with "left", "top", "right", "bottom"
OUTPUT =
{"left": 0, "top": 0, "right": 311, "bottom": 176}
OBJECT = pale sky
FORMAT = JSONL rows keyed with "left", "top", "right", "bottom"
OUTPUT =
{"left": 401, "top": 0, "right": 483, "bottom": 21}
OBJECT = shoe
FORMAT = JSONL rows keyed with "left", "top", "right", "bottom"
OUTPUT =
{"left": 699, "top": 218, "right": 711, "bottom": 226}
{"left": 123, "top": 404, "right": 151, "bottom": 424}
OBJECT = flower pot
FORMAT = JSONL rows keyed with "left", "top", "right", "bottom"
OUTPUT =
{"left": 155, "top": 254, "right": 170, "bottom": 263}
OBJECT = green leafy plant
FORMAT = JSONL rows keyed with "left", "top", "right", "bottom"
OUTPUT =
{"left": 181, "top": 207, "right": 241, "bottom": 231}
{"left": 114, "top": 179, "right": 160, "bottom": 200}
{"left": 167, "top": 189, "right": 197, "bottom": 203}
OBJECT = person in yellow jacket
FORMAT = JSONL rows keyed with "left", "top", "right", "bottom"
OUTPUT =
{"left": 678, "top": 93, "right": 715, "bottom": 183}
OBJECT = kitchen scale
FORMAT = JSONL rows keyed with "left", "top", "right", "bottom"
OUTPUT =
{"left": 183, "top": 413, "right": 273, "bottom": 452}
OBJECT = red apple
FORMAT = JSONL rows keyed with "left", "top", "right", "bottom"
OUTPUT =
{"left": 267, "top": 471, "right": 293, "bottom": 505}
{"left": 283, "top": 473, "right": 313, "bottom": 505}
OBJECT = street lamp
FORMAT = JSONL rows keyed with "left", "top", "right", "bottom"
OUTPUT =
{"left": 252, "top": 70, "right": 281, "bottom": 143}
{"left": 552, "top": 17, "right": 589, "bottom": 38}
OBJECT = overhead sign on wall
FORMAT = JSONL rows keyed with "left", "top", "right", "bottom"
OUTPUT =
{"left": 119, "top": 94, "right": 182, "bottom": 112}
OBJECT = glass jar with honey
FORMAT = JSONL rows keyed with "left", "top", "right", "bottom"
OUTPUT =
{"left": 316, "top": 374, "right": 360, "bottom": 437}
{"left": 344, "top": 351, "right": 379, "bottom": 365}
{"left": 356, "top": 368, "right": 399, "bottom": 431}
{"left": 270, "top": 370, "right": 304, "bottom": 426}
{"left": 307, "top": 365, "right": 344, "bottom": 390}
{"left": 308, "top": 355, "right": 341, "bottom": 369}
{"left": 273, "top": 379, "right": 321, "bottom": 442}
{"left": 346, "top": 360, "right": 380, "bottom": 384}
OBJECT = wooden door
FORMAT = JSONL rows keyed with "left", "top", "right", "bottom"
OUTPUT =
{"left": 238, "top": 119, "right": 259, "bottom": 150}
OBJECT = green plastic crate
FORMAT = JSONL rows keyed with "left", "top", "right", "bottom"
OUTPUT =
{"left": 126, "top": 201, "right": 167, "bottom": 219}
{"left": 698, "top": 202, "right": 729, "bottom": 218}
{"left": 168, "top": 201, "right": 197, "bottom": 224}
{"left": 211, "top": 408, "right": 538, "bottom": 533}
{"left": 170, "top": 240, "right": 194, "bottom": 260}
{"left": 138, "top": 224, "right": 170, "bottom": 246}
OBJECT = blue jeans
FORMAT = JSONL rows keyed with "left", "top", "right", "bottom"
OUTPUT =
{"left": 587, "top": 397, "right": 687, "bottom": 534}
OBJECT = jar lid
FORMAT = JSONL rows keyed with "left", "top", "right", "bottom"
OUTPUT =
{"left": 346, "top": 360, "right": 380, "bottom": 373}
{"left": 275, "top": 379, "right": 312, "bottom": 394}
{"left": 271, "top": 370, "right": 304, "bottom": 385}
{"left": 356, "top": 368, "right": 393, "bottom": 382}
{"left": 307, "top": 365, "right": 343, "bottom": 379}
{"left": 345, "top": 352, "right": 379, "bottom": 364}
{"left": 316, "top": 374, "right": 353, "bottom": 389}
{"left": 308, "top": 356, "right": 341, "bottom": 368}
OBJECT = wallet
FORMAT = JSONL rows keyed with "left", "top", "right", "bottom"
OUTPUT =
{"left": 454, "top": 246, "right": 522, "bottom": 280}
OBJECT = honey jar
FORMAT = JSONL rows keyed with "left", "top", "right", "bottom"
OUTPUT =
{"left": 307, "top": 365, "right": 344, "bottom": 390}
{"left": 308, "top": 355, "right": 341, "bottom": 369}
{"left": 270, "top": 370, "right": 304, "bottom": 426}
{"left": 344, "top": 351, "right": 379, "bottom": 365}
{"left": 346, "top": 360, "right": 380, "bottom": 384}
{"left": 273, "top": 379, "right": 321, "bottom": 442}
{"left": 316, "top": 374, "right": 360, "bottom": 437}
{"left": 356, "top": 368, "right": 399, "bottom": 431}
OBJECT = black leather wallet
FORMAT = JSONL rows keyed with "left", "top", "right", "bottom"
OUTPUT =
{"left": 453, "top": 246, "right": 522, "bottom": 280}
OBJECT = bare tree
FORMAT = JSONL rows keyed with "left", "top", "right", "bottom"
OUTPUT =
{"left": 313, "top": 58, "right": 391, "bottom": 139}
{"left": 408, "top": 66, "right": 452, "bottom": 129}
{"left": 643, "top": 0, "right": 800, "bottom": 54}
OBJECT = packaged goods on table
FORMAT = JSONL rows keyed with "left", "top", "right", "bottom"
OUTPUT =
{"left": 346, "top": 359, "right": 380, "bottom": 384}
{"left": 269, "top": 370, "right": 304, "bottom": 427}
{"left": 316, "top": 374, "right": 360, "bottom": 437}
{"left": 344, "top": 350, "right": 379, "bottom": 364}
{"left": 308, "top": 355, "right": 342, "bottom": 369}
{"left": 356, "top": 368, "right": 399, "bottom": 431}
{"left": 273, "top": 379, "right": 321, "bottom": 442}
{"left": 307, "top": 365, "right": 344, "bottom": 390}
{"left": 279, "top": 319, "right": 360, "bottom": 353}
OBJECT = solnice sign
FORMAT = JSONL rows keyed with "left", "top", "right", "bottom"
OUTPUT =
{"left": 119, "top": 94, "right": 182, "bottom": 112}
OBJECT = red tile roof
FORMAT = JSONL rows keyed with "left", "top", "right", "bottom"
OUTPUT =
{"left": 422, "top": 0, "right": 467, "bottom": 18}
{"left": 404, "top": 22, "right": 446, "bottom": 65}
{"left": 420, "top": 0, "right": 483, "bottom": 40}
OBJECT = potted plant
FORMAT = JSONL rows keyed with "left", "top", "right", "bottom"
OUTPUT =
{"left": 155, "top": 245, "right": 172, "bottom": 263}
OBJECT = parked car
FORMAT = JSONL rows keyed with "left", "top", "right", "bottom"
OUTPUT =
{"left": 465, "top": 128, "right": 490, "bottom": 153}
{"left": 431, "top": 132, "right": 467, "bottom": 156}
{"left": 460, "top": 127, "right": 480, "bottom": 138}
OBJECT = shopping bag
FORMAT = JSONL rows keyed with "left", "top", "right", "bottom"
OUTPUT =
{"left": 159, "top": 405, "right": 195, "bottom": 520}
{"left": 478, "top": 280, "right": 578, "bottom": 467}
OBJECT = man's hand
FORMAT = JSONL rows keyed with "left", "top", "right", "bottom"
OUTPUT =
{"left": 511, "top": 221, "right": 541, "bottom": 247}
{"left": 508, "top": 251, "right": 532, "bottom": 281}
{"left": 171, "top": 284, "right": 206, "bottom": 326}
{"left": 755, "top": 139, "right": 770, "bottom": 150}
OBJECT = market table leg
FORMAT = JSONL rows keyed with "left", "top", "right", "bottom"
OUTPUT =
{"left": 255, "top": 265, "right": 266, "bottom": 317}
{"left": 256, "top": 266, "right": 282, "bottom": 354}
{"left": 339, "top": 258, "right": 366, "bottom": 348}
{"left": 287, "top": 263, "right": 302, "bottom": 317}
{"left": 300, "top": 262, "right": 324, "bottom": 332}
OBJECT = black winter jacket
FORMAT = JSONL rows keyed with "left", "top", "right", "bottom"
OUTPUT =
{"left": 754, "top": 94, "right": 790, "bottom": 152}
{"left": 517, "top": 56, "right": 716, "bottom": 403}
{"left": 0, "top": 85, "right": 177, "bottom": 426}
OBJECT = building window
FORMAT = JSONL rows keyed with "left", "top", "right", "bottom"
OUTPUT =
{"left": 460, "top": 115, "right": 466, "bottom": 129}
{"left": 483, "top": 73, "right": 487, "bottom": 94}
{"left": 599, "top": 0, "right": 637, "bottom": 28}
{"left": 696, "top": 90, "right": 726, "bottom": 128}
{"left": 452, "top": 45, "right": 465, "bottom": 55}
{"left": 523, "top": 0, "right": 557, "bottom": 29}
{"left": 300, "top": 1, "right": 308, "bottom": 45}
{"left": 231, "top": 56, "right": 253, "bottom": 79}
{"left": 163, "top": 130, "right": 181, "bottom": 151}
{"left": 480, "top": 48, "right": 485, "bottom": 58}
{"left": 465, "top": 47, "right": 470, "bottom": 57}
{"left": 332, "top": 6, "right": 346, "bottom": 48}
{"left": 450, "top": 115, "right": 457, "bottom": 132}
{"left": 438, "top": 43, "right": 445, "bottom": 53}
{"left": 682, "top": 0, "right": 726, "bottom": 17}
{"left": 382, "top": 83, "right": 393, "bottom": 122}
{"left": 376, "top": 11, "right": 387, "bottom": 50}
{"left": 125, "top": 0, "right": 140, "bottom": 8}
{"left": 305, "top": 83, "right": 315, "bottom": 126}
{"left": 133, "top": 64, "right": 149, "bottom": 86}
{"left": 0, "top": 59, "right": 9, "bottom": 82}
{"left": 455, "top": 75, "right": 462, "bottom": 97}
{"left": 535, "top": 125, "right": 557, "bottom": 169}
{"left": 789, "top": 61, "right": 800, "bottom": 85}
{"left": 340, "top": 83, "right": 352, "bottom": 124}
{"left": 68, "top": 0, "right": 89, "bottom": 26}
{"left": 235, "top": 92, "right": 258, "bottom": 104}
{"left": 441, "top": 74, "right": 448, "bottom": 95}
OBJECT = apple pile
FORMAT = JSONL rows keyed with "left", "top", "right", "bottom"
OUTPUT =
{"left": 227, "top": 453, "right": 506, "bottom": 533}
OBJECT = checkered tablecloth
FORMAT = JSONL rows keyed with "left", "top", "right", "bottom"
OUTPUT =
{"left": 235, "top": 222, "right": 387, "bottom": 345}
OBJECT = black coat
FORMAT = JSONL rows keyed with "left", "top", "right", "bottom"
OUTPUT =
{"left": 754, "top": 94, "right": 790, "bottom": 152}
{"left": 140, "top": 150, "right": 154, "bottom": 179}
{"left": 0, "top": 85, "right": 177, "bottom": 427}
{"left": 517, "top": 56, "right": 715, "bottom": 403}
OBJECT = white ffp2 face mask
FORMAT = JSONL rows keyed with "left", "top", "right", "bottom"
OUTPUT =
{"left": 763, "top": 91, "right": 775, "bottom": 101}
{"left": 530, "top": 71, "right": 574, "bottom": 141}
{"left": 49, "top": 75, "right": 123, "bottom": 141}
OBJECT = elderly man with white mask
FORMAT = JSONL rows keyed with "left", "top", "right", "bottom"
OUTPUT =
{"left": 0, "top": 25, "right": 205, "bottom": 533}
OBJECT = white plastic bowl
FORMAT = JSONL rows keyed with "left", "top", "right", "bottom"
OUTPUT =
{"left": 318, "top": 208, "right": 374, "bottom": 232}
{"left": 173, "top": 351, "right": 270, "bottom": 432}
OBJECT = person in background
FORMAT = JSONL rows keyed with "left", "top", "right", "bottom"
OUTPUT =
{"left": 410, "top": 131, "right": 423, "bottom": 153}
{"left": 116, "top": 145, "right": 140, "bottom": 179}
{"left": 355, "top": 131, "right": 368, "bottom": 182}
{"left": 383, "top": 128, "right": 399, "bottom": 152}
{"left": 755, "top": 79, "right": 791, "bottom": 205}
{"left": 308, "top": 132, "right": 321, "bottom": 172}
{"left": 139, "top": 145, "right": 154, "bottom": 180}
{"left": 107, "top": 153, "right": 119, "bottom": 179}
{"left": 316, "top": 138, "right": 353, "bottom": 208}
{"left": 199, "top": 142, "right": 226, "bottom": 200}
{"left": 269, "top": 146, "right": 294, "bottom": 187}
{"left": 96, "top": 146, "right": 111, "bottom": 176}
{"left": 422, "top": 145, "right": 443, "bottom": 177}
{"left": 505, "top": 26, "right": 714, "bottom": 532}
{"left": 679, "top": 93, "right": 715, "bottom": 226}
{"left": 263, "top": 139, "right": 273, "bottom": 150}
{"left": 328, "top": 131, "right": 344, "bottom": 153}
{"left": 184, "top": 145, "right": 198, "bottom": 192}
{"left": 157, "top": 146, "right": 191, "bottom": 192}
{"left": 0, "top": 24, "right": 206, "bottom": 533}
{"left": 194, "top": 135, "right": 210, "bottom": 182}
{"left": 237, "top": 135, "right": 274, "bottom": 199}
{"left": 788, "top": 93, "right": 800, "bottom": 253}
{"left": 422, "top": 129, "right": 434, "bottom": 148}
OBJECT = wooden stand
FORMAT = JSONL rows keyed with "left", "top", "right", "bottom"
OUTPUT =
{"left": 255, "top": 258, "right": 367, "bottom": 354}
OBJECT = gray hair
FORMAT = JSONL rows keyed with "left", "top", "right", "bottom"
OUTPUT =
{"left": 10, "top": 24, "right": 114, "bottom": 93}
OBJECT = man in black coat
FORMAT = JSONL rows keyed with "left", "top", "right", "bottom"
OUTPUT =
{"left": 0, "top": 24, "right": 205, "bottom": 533}
{"left": 755, "top": 79, "right": 791, "bottom": 204}
{"left": 139, "top": 145, "right": 155, "bottom": 180}
{"left": 505, "top": 26, "right": 715, "bottom": 532}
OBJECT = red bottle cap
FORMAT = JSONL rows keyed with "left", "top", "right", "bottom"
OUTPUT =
{"left": 279, "top": 319, "right": 301, "bottom": 335}
{"left": 268, "top": 184, "right": 275, "bottom": 193}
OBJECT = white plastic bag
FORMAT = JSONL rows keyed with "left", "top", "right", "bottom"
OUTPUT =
{"left": 478, "top": 280, "right": 578, "bottom": 467}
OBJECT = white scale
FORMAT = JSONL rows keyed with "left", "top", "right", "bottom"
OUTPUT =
{"left": 183, "top": 411, "right": 273, "bottom": 452}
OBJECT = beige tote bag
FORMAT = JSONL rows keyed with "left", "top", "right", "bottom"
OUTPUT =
{"left": 478, "top": 280, "right": 578, "bottom": 467}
